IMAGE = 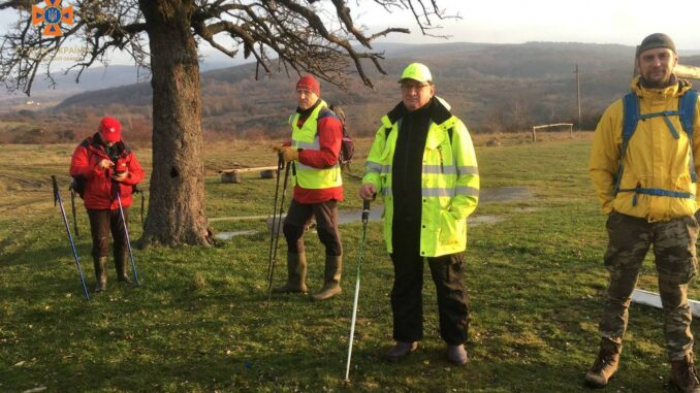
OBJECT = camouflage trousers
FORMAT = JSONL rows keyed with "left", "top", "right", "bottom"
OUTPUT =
{"left": 599, "top": 211, "right": 698, "bottom": 361}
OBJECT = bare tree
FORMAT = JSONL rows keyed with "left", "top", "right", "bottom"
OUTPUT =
{"left": 0, "top": 0, "right": 450, "bottom": 246}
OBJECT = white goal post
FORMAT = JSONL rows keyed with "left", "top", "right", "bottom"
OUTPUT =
{"left": 531, "top": 122, "right": 573, "bottom": 142}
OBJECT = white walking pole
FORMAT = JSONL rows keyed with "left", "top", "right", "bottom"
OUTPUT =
{"left": 344, "top": 199, "right": 371, "bottom": 382}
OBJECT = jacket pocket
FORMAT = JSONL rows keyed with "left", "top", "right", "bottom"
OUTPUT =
{"left": 439, "top": 210, "right": 461, "bottom": 248}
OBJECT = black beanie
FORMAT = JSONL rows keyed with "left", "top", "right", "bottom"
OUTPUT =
{"left": 639, "top": 33, "right": 676, "bottom": 55}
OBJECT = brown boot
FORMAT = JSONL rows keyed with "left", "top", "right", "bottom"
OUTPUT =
{"left": 114, "top": 249, "right": 132, "bottom": 284}
{"left": 273, "top": 252, "right": 308, "bottom": 294}
{"left": 94, "top": 256, "right": 108, "bottom": 293}
{"left": 671, "top": 354, "right": 700, "bottom": 393}
{"left": 385, "top": 341, "right": 418, "bottom": 362}
{"left": 584, "top": 342, "right": 620, "bottom": 388}
{"left": 311, "top": 255, "right": 342, "bottom": 301}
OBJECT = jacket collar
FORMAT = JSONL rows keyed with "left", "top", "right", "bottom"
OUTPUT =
{"left": 87, "top": 133, "right": 130, "bottom": 156}
{"left": 296, "top": 98, "right": 323, "bottom": 118}
{"left": 631, "top": 75, "right": 692, "bottom": 100}
{"left": 385, "top": 97, "right": 453, "bottom": 127}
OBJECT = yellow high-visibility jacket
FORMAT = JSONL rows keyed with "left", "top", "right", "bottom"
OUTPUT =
{"left": 589, "top": 76, "right": 700, "bottom": 221}
{"left": 363, "top": 99, "right": 479, "bottom": 256}
{"left": 290, "top": 99, "right": 342, "bottom": 190}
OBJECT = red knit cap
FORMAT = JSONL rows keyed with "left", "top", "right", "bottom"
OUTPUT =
{"left": 296, "top": 75, "right": 320, "bottom": 96}
{"left": 99, "top": 116, "right": 121, "bottom": 143}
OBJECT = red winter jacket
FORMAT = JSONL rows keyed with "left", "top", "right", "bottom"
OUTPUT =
{"left": 70, "top": 134, "right": 145, "bottom": 210}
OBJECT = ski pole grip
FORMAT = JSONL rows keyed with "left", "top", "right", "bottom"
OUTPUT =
{"left": 277, "top": 152, "right": 284, "bottom": 169}
{"left": 51, "top": 175, "right": 58, "bottom": 206}
{"left": 362, "top": 199, "right": 370, "bottom": 225}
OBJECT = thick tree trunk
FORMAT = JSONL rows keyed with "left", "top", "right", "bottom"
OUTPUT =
{"left": 140, "top": 0, "right": 212, "bottom": 246}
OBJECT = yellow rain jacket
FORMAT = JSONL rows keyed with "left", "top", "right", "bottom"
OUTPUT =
{"left": 589, "top": 76, "right": 700, "bottom": 221}
{"left": 363, "top": 99, "right": 479, "bottom": 256}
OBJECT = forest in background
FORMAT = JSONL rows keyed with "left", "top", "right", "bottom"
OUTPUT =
{"left": 2, "top": 41, "right": 699, "bottom": 145}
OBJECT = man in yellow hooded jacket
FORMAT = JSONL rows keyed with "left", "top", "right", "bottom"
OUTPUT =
{"left": 586, "top": 33, "right": 700, "bottom": 393}
{"left": 359, "top": 63, "right": 479, "bottom": 365}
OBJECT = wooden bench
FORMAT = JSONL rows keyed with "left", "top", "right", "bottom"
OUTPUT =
{"left": 219, "top": 166, "right": 278, "bottom": 183}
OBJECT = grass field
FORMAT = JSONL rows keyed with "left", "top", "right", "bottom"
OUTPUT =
{"left": 1, "top": 132, "right": 698, "bottom": 392}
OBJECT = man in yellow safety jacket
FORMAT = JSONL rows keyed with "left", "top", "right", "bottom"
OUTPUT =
{"left": 359, "top": 63, "right": 479, "bottom": 365}
{"left": 586, "top": 33, "right": 700, "bottom": 393}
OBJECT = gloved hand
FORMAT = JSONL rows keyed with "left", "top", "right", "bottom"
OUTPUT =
{"left": 279, "top": 146, "right": 299, "bottom": 163}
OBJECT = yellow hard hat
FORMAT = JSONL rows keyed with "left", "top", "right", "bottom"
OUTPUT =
{"left": 399, "top": 63, "right": 432, "bottom": 83}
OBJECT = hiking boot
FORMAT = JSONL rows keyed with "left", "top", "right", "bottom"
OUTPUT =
{"left": 670, "top": 354, "right": 700, "bottom": 393}
{"left": 584, "top": 345, "right": 620, "bottom": 388}
{"left": 273, "top": 252, "right": 308, "bottom": 294}
{"left": 447, "top": 344, "right": 469, "bottom": 365}
{"left": 385, "top": 341, "right": 418, "bottom": 362}
{"left": 94, "top": 256, "right": 108, "bottom": 293}
{"left": 311, "top": 255, "right": 342, "bottom": 301}
{"left": 114, "top": 249, "right": 132, "bottom": 284}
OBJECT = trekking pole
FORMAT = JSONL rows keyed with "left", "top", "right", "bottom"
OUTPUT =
{"left": 115, "top": 186, "right": 140, "bottom": 285}
{"left": 69, "top": 185, "right": 79, "bottom": 237}
{"left": 266, "top": 153, "right": 285, "bottom": 289}
{"left": 52, "top": 176, "right": 90, "bottom": 300}
{"left": 344, "top": 198, "right": 372, "bottom": 382}
{"left": 267, "top": 159, "right": 292, "bottom": 300}
{"left": 140, "top": 188, "right": 145, "bottom": 224}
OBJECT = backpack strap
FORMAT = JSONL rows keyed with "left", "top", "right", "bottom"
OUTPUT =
{"left": 612, "top": 94, "right": 640, "bottom": 196}
{"left": 680, "top": 89, "right": 698, "bottom": 182}
{"left": 680, "top": 89, "right": 698, "bottom": 135}
{"left": 622, "top": 93, "right": 639, "bottom": 146}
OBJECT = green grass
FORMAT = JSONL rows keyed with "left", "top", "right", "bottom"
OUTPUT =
{"left": 1, "top": 134, "right": 697, "bottom": 392}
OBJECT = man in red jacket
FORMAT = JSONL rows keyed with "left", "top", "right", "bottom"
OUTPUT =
{"left": 273, "top": 75, "right": 345, "bottom": 300}
{"left": 70, "top": 117, "right": 145, "bottom": 292}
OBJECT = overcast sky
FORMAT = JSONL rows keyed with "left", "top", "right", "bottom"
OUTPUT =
{"left": 2, "top": 0, "right": 698, "bottom": 68}
{"left": 359, "top": 0, "right": 699, "bottom": 50}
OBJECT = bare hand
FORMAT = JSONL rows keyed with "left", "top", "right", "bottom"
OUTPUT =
{"left": 98, "top": 159, "right": 114, "bottom": 169}
{"left": 359, "top": 183, "right": 376, "bottom": 200}
{"left": 113, "top": 170, "right": 128, "bottom": 182}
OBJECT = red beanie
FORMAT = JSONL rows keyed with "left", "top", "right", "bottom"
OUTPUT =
{"left": 99, "top": 116, "right": 121, "bottom": 143}
{"left": 296, "top": 75, "right": 320, "bottom": 96}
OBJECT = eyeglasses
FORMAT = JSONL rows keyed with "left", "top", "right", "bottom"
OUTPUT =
{"left": 401, "top": 83, "right": 430, "bottom": 92}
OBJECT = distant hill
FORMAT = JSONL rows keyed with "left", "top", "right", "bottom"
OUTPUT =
{"left": 0, "top": 65, "right": 151, "bottom": 114}
{"left": 8, "top": 41, "right": 700, "bottom": 143}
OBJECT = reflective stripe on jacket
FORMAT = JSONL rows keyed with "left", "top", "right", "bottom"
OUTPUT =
{"left": 363, "top": 100, "right": 480, "bottom": 256}
{"left": 290, "top": 99, "right": 343, "bottom": 192}
{"left": 589, "top": 76, "right": 700, "bottom": 221}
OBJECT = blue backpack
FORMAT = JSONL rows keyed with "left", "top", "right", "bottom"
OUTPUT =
{"left": 612, "top": 89, "right": 699, "bottom": 203}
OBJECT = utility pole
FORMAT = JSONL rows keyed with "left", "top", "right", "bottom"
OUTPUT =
{"left": 575, "top": 63, "right": 582, "bottom": 131}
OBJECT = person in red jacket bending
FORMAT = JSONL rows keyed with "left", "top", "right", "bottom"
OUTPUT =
{"left": 70, "top": 117, "right": 145, "bottom": 292}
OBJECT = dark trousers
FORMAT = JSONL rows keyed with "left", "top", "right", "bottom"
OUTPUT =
{"left": 87, "top": 208, "right": 129, "bottom": 260}
{"left": 283, "top": 199, "right": 342, "bottom": 257}
{"left": 390, "top": 222, "right": 469, "bottom": 345}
